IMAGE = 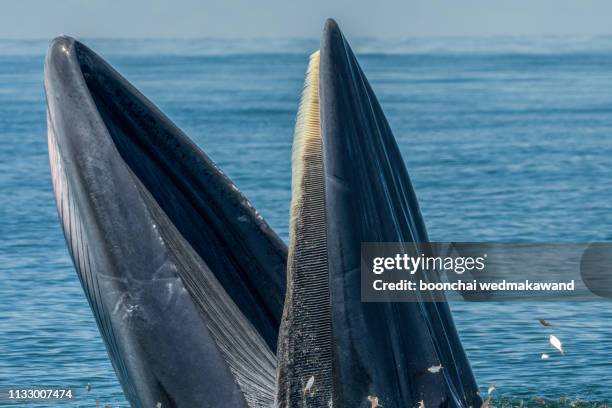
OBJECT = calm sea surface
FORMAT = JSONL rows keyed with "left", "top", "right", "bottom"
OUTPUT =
{"left": 1, "top": 37, "right": 612, "bottom": 407}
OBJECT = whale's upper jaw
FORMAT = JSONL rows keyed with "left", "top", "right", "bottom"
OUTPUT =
{"left": 45, "top": 36, "right": 286, "bottom": 407}
{"left": 275, "top": 19, "right": 482, "bottom": 408}
{"left": 321, "top": 21, "right": 481, "bottom": 408}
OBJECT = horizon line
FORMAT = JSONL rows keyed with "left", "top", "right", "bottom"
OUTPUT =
{"left": 4, "top": 33, "right": 612, "bottom": 42}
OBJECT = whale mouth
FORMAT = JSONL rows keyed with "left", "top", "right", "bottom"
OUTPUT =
{"left": 45, "top": 36, "right": 286, "bottom": 407}
{"left": 45, "top": 19, "right": 480, "bottom": 408}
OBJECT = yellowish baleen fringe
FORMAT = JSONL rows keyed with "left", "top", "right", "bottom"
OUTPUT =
{"left": 279, "top": 50, "right": 333, "bottom": 406}
{"left": 289, "top": 50, "right": 321, "bottom": 253}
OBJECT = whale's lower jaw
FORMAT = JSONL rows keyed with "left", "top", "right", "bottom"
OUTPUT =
{"left": 45, "top": 36, "right": 285, "bottom": 408}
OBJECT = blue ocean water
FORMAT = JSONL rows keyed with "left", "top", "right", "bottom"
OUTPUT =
{"left": 1, "top": 37, "right": 612, "bottom": 407}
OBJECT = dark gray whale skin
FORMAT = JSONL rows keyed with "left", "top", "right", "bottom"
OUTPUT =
{"left": 319, "top": 19, "right": 482, "bottom": 408}
{"left": 45, "top": 36, "right": 285, "bottom": 407}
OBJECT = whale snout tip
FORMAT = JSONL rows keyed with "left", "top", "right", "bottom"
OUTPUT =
{"left": 46, "top": 35, "right": 78, "bottom": 63}
{"left": 324, "top": 18, "right": 339, "bottom": 28}
{"left": 321, "top": 18, "right": 344, "bottom": 53}
{"left": 323, "top": 18, "right": 340, "bottom": 35}
{"left": 52, "top": 34, "right": 75, "bottom": 42}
